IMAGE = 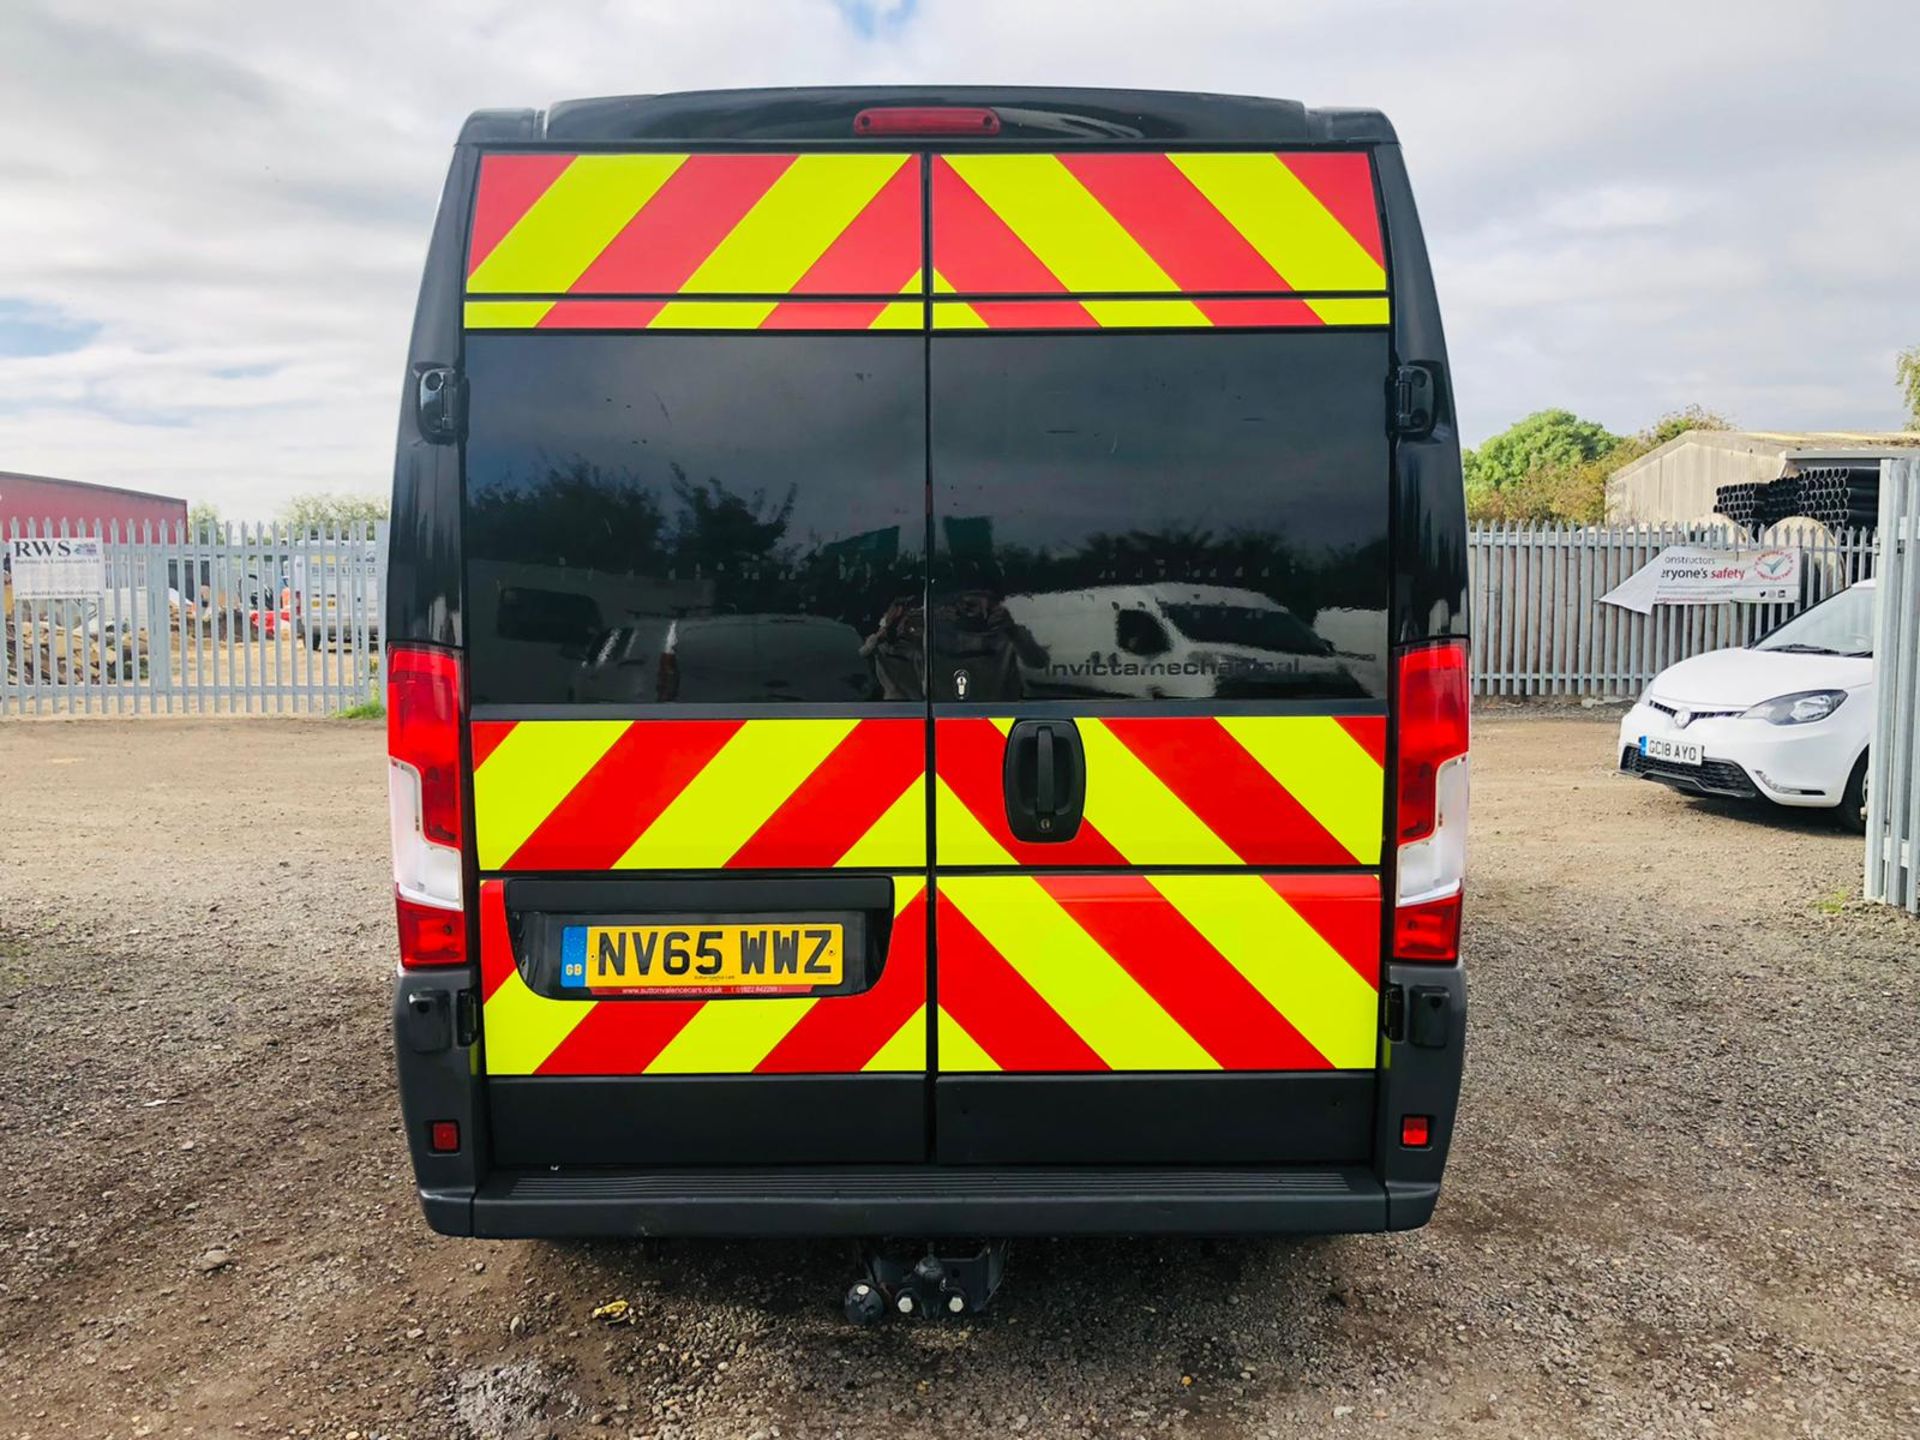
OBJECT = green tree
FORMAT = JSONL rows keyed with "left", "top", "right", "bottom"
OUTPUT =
{"left": 1898, "top": 347, "right": 1920, "bottom": 429}
{"left": 280, "top": 492, "right": 389, "bottom": 534}
{"left": 187, "top": 500, "right": 222, "bottom": 539}
{"left": 1638, "top": 404, "right": 1734, "bottom": 449}
{"left": 1463, "top": 409, "right": 1621, "bottom": 499}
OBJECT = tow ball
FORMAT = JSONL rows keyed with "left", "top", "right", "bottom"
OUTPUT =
{"left": 844, "top": 1241, "right": 1008, "bottom": 1324}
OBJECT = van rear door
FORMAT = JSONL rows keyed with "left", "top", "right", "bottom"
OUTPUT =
{"left": 458, "top": 152, "right": 932, "bottom": 1167}
{"left": 922, "top": 151, "right": 1392, "bottom": 1165}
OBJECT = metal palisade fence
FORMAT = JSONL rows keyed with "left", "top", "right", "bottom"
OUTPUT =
{"left": 1866, "top": 458, "right": 1918, "bottom": 913}
{"left": 1468, "top": 520, "right": 1878, "bottom": 699}
{"left": 3, "top": 519, "right": 384, "bottom": 717}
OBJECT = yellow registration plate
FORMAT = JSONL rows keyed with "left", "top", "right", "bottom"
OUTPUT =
{"left": 561, "top": 921, "right": 844, "bottom": 995}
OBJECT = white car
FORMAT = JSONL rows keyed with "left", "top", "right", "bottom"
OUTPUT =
{"left": 1618, "top": 579, "right": 1876, "bottom": 832}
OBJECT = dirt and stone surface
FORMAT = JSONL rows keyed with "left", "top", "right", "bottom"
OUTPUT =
{"left": 1, "top": 712, "right": 1915, "bottom": 1439}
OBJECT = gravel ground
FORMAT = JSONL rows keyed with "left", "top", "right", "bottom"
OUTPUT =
{"left": 0, "top": 712, "right": 1915, "bottom": 1440}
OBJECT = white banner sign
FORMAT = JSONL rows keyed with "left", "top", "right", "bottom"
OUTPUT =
{"left": 1600, "top": 545, "right": 1800, "bottom": 615}
{"left": 8, "top": 536, "right": 106, "bottom": 599}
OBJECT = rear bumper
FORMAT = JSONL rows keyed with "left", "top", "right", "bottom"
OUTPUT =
{"left": 419, "top": 1165, "right": 1434, "bottom": 1238}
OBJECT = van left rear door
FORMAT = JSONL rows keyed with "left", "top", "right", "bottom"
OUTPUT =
{"left": 457, "top": 150, "right": 931, "bottom": 1167}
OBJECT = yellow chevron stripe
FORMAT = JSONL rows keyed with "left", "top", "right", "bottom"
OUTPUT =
{"left": 937, "top": 1006, "right": 1002, "bottom": 1072}
{"left": 836, "top": 779, "right": 928, "bottom": 867}
{"left": 616, "top": 718, "right": 858, "bottom": 868}
{"left": 864, "top": 1005, "right": 927, "bottom": 1071}
{"left": 647, "top": 300, "right": 779, "bottom": 329}
{"left": 944, "top": 153, "right": 1180, "bottom": 294}
{"left": 1080, "top": 299, "right": 1210, "bottom": 327}
{"left": 1217, "top": 716, "right": 1385, "bottom": 863}
{"left": 474, "top": 720, "right": 630, "bottom": 869}
{"left": 892, "top": 873, "right": 927, "bottom": 913}
{"left": 1076, "top": 719, "right": 1240, "bottom": 866}
{"left": 641, "top": 995, "right": 817, "bottom": 1074}
{"left": 468, "top": 153, "right": 686, "bottom": 295}
{"left": 870, "top": 301, "right": 922, "bottom": 329}
{"left": 930, "top": 301, "right": 989, "bottom": 329}
{"left": 1151, "top": 874, "right": 1379, "bottom": 1069}
{"left": 933, "top": 775, "right": 1019, "bottom": 866}
{"left": 684, "top": 153, "right": 911, "bottom": 294}
{"left": 463, "top": 300, "right": 554, "bottom": 328}
{"left": 1303, "top": 297, "right": 1392, "bottom": 326}
{"left": 1168, "top": 153, "right": 1387, "bottom": 294}
{"left": 942, "top": 876, "right": 1217, "bottom": 1071}
{"left": 482, "top": 971, "right": 593, "bottom": 1076}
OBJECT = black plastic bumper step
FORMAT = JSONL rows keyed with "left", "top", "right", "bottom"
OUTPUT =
{"left": 459, "top": 1165, "right": 1392, "bottom": 1238}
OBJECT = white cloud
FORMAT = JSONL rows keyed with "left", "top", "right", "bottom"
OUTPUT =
{"left": 0, "top": 0, "right": 1916, "bottom": 514}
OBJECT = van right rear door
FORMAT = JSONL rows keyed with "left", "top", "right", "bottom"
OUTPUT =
{"left": 921, "top": 150, "right": 1394, "bottom": 1166}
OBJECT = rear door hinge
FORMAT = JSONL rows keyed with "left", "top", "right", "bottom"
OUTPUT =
{"left": 1391, "top": 363, "right": 1438, "bottom": 439}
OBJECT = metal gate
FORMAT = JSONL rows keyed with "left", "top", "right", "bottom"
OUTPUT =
{"left": 3, "top": 520, "right": 385, "bottom": 717}
{"left": 1866, "top": 458, "right": 1919, "bottom": 913}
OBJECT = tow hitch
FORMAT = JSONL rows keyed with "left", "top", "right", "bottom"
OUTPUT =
{"left": 844, "top": 1240, "right": 1009, "bottom": 1323}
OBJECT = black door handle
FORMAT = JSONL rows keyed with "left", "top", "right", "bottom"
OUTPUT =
{"left": 1002, "top": 719, "right": 1085, "bottom": 844}
{"left": 1034, "top": 723, "right": 1057, "bottom": 819}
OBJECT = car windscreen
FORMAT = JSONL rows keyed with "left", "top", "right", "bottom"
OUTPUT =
{"left": 461, "top": 333, "right": 924, "bottom": 707}
{"left": 1160, "top": 603, "right": 1329, "bottom": 655}
{"left": 1754, "top": 585, "right": 1876, "bottom": 658}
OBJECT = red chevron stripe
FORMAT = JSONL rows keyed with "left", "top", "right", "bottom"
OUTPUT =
{"left": 1335, "top": 714, "right": 1388, "bottom": 767}
{"left": 1267, "top": 873, "right": 1381, "bottom": 987}
{"left": 759, "top": 301, "right": 896, "bottom": 330}
{"left": 791, "top": 158, "right": 921, "bottom": 295}
{"left": 478, "top": 881, "right": 517, "bottom": 1001}
{"left": 1037, "top": 874, "right": 1333, "bottom": 1070}
{"left": 935, "top": 891, "right": 1107, "bottom": 1072}
{"left": 570, "top": 153, "right": 794, "bottom": 295}
{"left": 502, "top": 720, "right": 742, "bottom": 872}
{"left": 934, "top": 718, "right": 1127, "bottom": 867}
{"left": 469, "top": 154, "right": 573, "bottom": 275}
{"left": 754, "top": 890, "right": 927, "bottom": 1073}
{"left": 1192, "top": 298, "right": 1327, "bottom": 327}
{"left": 1099, "top": 717, "right": 1355, "bottom": 866}
{"left": 469, "top": 720, "right": 516, "bottom": 772}
{"left": 1059, "top": 153, "right": 1287, "bottom": 292}
{"left": 726, "top": 719, "right": 925, "bottom": 869}
{"left": 536, "top": 299, "right": 667, "bottom": 329}
{"left": 1279, "top": 152, "right": 1384, "bottom": 268}
{"left": 931, "top": 158, "right": 1083, "bottom": 300}
{"left": 533, "top": 994, "right": 705, "bottom": 1076}
{"left": 964, "top": 300, "right": 1099, "bottom": 329}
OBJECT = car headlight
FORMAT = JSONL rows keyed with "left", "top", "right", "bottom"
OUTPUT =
{"left": 1740, "top": 689, "right": 1847, "bottom": 725}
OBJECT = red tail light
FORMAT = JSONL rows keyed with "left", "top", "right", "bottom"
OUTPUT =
{"left": 1393, "top": 641, "right": 1469, "bottom": 963}
{"left": 387, "top": 645, "right": 467, "bottom": 968}
{"left": 854, "top": 106, "right": 1001, "bottom": 137}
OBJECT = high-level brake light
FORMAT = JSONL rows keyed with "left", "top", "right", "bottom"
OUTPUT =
{"left": 854, "top": 106, "right": 1001, "bottom": 137}
{"left": 1393, "top": 641, "right": 1469, "bottom": 963}
{"left": 388, "top": 645, "right": 467, "bottom": 968}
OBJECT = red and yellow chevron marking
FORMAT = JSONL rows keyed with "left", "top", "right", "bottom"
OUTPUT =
{"left": 467, "top": 152, "right": 921, "bottom": 298}
{"left": 471, "top": 717, "right": 926, "bottom": 872}
{"left": 928, "top": 296, "right": 1387, "bottom": 330}
{"left": 935, "top": 873, "right": 1380, "bottom": 1072}
{"left": 930, "top": 151, "right": 1386, "bottom": 325}
{"left": 478, "top": 876, "right": 929, "bottom": 1076}
{"left": 934, "top": 715, "right": 1385, "bottom": 869}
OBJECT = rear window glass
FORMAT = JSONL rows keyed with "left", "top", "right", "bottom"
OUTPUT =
{"left": 929, "top": 331, "right": 1390, "bottom": 702}
{"left": 462, "top": 334, "right": 924, "bottom": 707}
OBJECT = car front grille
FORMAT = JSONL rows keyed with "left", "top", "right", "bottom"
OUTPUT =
{"left": 1620, "top": 747, "right": 1759, "bottom": 799}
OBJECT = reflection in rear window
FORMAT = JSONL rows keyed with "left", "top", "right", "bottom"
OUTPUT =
{"left": 461, "top": 334, "right": 925, "bottom": 707}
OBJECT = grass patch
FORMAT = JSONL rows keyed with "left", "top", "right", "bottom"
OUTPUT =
{"left": 1812, "top": 887, "right": 1851, "bottom": 916}
{"left": 333, "top": 700, "right": 385, "bottom": 720}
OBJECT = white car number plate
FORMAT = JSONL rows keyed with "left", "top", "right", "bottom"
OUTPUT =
{"left": 1640, "top": 734, "right": 1704, "bottom": 767}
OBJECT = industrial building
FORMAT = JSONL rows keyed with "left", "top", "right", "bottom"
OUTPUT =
{"left": 0, "top": 470, "right": 189, "bottom": 537}
{"left": 1604, "top": 431, "right": 1920, "bottom": 527}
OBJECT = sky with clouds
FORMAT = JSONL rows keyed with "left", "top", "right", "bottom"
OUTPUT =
{"left": 0, "top": 0, "right": 1915, "bottom": 516}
